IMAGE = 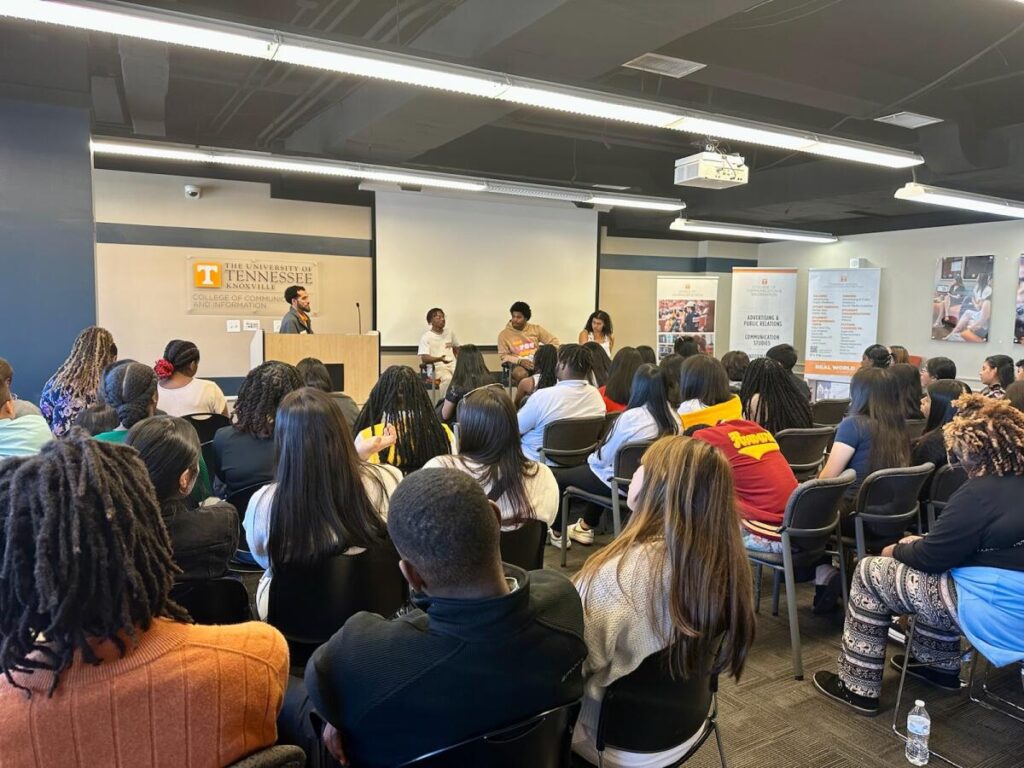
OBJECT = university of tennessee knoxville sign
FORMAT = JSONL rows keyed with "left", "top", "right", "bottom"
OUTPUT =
{"left": 187, "top": 256, "right": 318, "bottom": 316}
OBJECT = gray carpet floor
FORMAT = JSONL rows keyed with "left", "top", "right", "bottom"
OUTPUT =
{"left": 546, "top": 533, "right": 1024, "bottom": 768}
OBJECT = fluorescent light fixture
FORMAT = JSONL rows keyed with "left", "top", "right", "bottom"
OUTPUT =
{"left": 894, "top": 182, "right": 1024, "bottom": 218}
{"left": 89, "top": 138, "right": 687, "bottom": 210}
{"left": 670, "top": 218, "right": 838, "bottom": 243}
{"left": 6, "top": 1, "right": 923, "bottom": 168}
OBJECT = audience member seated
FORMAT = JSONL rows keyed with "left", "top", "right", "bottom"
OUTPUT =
{"left": 571, "top": 437, "right": 755, "bottom": 767}
{"left": 676, "top": 355, "right": 743, "bottom": 430}
{"left": 295, "top": 356, "right": 359, "bottom": 431}
{"left": 599, "top": 346, "right": 642, "bottom": 413}
{"left": 766, "top": 343, "right": 811, "bottom": 400}
{"left": 39, "top": 325, "right": 118, "bottom": 437}
{"left": 74, "top": 402, "right": 120, "bottom": 435}
{"left": 0, "top": 433, "right": 288, "bottom": 766}
{"left": 658, "top": 353, "right": 685, "bottom": 410}
{"left": 287, "top": 469, "right": 586, "bottom": 767}
{"left": 426, "top": 385, "right": 557, "bottom": 529}
{"left": 0, "top": 358, "right": 51, "bottom": 457}
{"left": 673, "top": 335, "right": 700, "bottom": 358}
{"left": 355, "top": 365, "right": 455, "bottom": 472}
{"left": 920, "top": 355, "right": 956, "bottom": 386}
{"left": 635, "top": 345, "right": 657, "bottom": 365}
{"left": 1007, "top": 380, "right": 1024, "bottom": 411}
{"left": 211, "top": 361, "right": 303, "bottom": 498}
{"left": 912, "top": 379, "right": 969, "bottom": 477}
{"left": 1017, "top": 358, "right": 1024, "bottom": 382}
{"left": 126, "top": 416, "right": 239, "bottom": 581}
{"left": 440, "top": 343, "right": 494, "bottom": 422}
{"left": 579, "top": 310, "right": 614, "bottom": 357}
{"left": 691, "top": 419, "right": 799, "bottom": 554}
{"left": 245, "top": 388, "right": 400, "bottom": 619}
{"left": 861, "top": 343, "right": 892, "bottom": 369}
{"left": 889, "top": 344, "right": 911, "bottom": 365}
{"left": 518, "top": 344, "right": 605, "bottom": 464}
{"left": 891, "top": 362, "right": 925, "bottom": 420}
{"left": 514, "top": 343, "right": 558, "bottom": 408}
{"left": 551, "top": 364, "right": 679, "bottom": 548}
{"left": 498, "top": 300, "right": 560, "bottom": 385}
{"left": 980, "top": 354, "right": 1014, "bottom": 399}
{"left": 154, "top": 339, "right": 228, "bottom": 417}
{"left": 739, "top": 357, "right": 813, "bottom": 435}
{"left": 816, "top": 367, "right": 909, "bottom": 611}
{"left": 722, "top": 350, "right": 750, "bottom": 393}
{"left": 584, "top": 341, "right": 613, "bottom": 388}
{"left": 814, "top": 394, "right": 1024, "bottom": 716}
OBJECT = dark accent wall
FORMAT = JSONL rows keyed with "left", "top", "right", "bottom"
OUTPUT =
{"left": 599, "top": 253, "right": 756, "bottom": 272}
{"left": 0, "top": 99, "right": 96, "bottom": 403}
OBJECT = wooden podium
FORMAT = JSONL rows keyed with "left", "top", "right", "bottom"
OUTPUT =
{"left": 250, "top": 331, "right": 380, "bottom": 404}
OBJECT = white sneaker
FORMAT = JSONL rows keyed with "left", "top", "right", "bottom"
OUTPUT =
{"left": 566, "top": 521, "right": 595, "bottom": 546}
{"left": 548, "top": 529, "right": 571, "bottom": 549}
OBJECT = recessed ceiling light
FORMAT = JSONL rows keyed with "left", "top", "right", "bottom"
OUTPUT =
{"left": 874, "top": 112, "right": 943, "bottom": 130}
{"left": 622, "top": 53, "right": 706, "bottom": 79}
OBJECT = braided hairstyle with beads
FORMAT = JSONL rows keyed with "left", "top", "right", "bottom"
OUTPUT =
{"left": 739, "top": 357, "right": 813, "bottom": 434}
{"left": 0, "top": 431, "right": 189, "bottom": 697}
{"left": 944, "top": 393, "right": 1024, "bottom": 477}
{"left": 232, "top": 361, "right": 303, "bottom": 439}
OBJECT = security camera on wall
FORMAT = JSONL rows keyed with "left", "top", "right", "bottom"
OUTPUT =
{"left": 184, "top": 184, "right": 202, "bottom": 200}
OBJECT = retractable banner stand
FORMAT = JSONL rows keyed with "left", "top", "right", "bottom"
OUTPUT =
{"left": 804, "top": 268, "right": 881, "bottom": 399}
{"left": 656, "top": 276, "right": 719, "bottom": 361}
{"left": 729, "top": 267, "right": 798, "bottom": 357}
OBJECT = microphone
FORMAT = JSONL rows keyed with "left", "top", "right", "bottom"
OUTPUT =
{"left": 356, "top": 302, "right": 363, "bottom": 335}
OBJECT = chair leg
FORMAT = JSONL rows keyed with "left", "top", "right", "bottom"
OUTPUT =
{"left": 753, "top": 564, "right": 763, "bottom": 614}
{"left": 611, "top": 485, "right": 622, "bottom": 537}
{"left": 771, "top": 571, "right": 782, "bottom": 617}
{"left": 560, "top": 495, "right": 570, "bottom": 568}
{"left": 713, "top": 721, "right": 728, "bottom": 768}
{"left": 836, "top": 536, "right": 850, "bottom": 608}
{"left": 855, "top": 517, "right": 867, "bottom": 562}
{"left": 892, "top": 616, "right": 916, "bottom": 740}
{"left": 782, "top": 539, "right": 803, "bottom": 680}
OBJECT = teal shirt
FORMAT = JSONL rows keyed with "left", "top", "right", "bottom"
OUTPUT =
{"left": 94, "top": 429, "right": 214, "bottom": 503}
{"left": 0, "top": 414, "right": 53, "bottom": 458}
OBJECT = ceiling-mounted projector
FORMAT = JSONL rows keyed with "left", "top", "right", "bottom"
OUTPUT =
{"left": 674, "top": 151, "right": 749, "bottom": 189}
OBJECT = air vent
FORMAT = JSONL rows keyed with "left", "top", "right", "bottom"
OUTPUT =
{"left": 874, "top": 111, "right": 943, "bottom": 130}
{"left": 622, "top": 53, "right": 705, "bottom": 79}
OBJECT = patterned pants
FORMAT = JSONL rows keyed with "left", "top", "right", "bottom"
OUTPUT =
{"left": 839, "top": 557, "right": 960, "bottom": 698}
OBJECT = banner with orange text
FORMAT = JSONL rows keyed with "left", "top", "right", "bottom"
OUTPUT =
{"left": 804, "top": 267, "right": 881, "bottom": 384}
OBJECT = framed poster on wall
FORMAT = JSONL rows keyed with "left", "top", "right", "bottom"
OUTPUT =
{"left": 656, "top": 276, "right": 719, "bottom": 360}
{"left": 931, "top": 254, "right": 993, "bottom": 343}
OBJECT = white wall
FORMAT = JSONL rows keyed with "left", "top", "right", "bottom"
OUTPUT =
{"left": 757, "top": 219, "right": 1024, "bottom": 387}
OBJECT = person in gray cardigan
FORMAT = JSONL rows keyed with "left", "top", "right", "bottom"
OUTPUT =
{"left": 279, "top": 285, "right": 313, "bottom": 334}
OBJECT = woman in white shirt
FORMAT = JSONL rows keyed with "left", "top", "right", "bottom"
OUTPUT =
{"left": 550, "top": 364, "right": 679, "bottom": 547}
{"left": 154, "top": 340, "right": 228, "bottom": 417}
{"left": 571, "top": 436, "right": 755, "bottom": 768}
{"left": 425, "top": 385, "right": 557, "bottom": 530}
{"left": 578, "top": 310, "right": 614, "bottom": 357}
{"left": 244, "top": 387, "right": 400, "bottom": 619}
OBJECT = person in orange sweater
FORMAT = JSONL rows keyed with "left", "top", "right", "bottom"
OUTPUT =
{"left": 498, "top": 301, "right": 560, "bottom": 385}
{"left": 0, "top": 432, "right": 290, "bottom": 768}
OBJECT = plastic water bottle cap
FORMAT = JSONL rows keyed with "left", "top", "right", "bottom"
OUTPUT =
{"left": 915, "top": 700, "right": 924, "bottom": 707}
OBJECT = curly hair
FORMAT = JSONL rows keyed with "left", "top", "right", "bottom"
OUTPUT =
{"left": 0, "top": 432, "right": 188, "bottom": 696}
{"left": 944, "top": 393, "right": 1024, "bottom": 477}
{"left": 739, "top": 357, "right": 812, "bottom": 434}
{"left": 102, "top": 361, "right": 158, "bottom": 429}
{"left": 557, "top": 343, "right": 593, "bottom": 379}
{"left": 232, "top": 361, "right": 303, "bottom": 438}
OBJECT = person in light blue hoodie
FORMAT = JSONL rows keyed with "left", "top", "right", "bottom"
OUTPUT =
{"left": 813, "top": 393, "right": 1024, "bottom": 716}
{"left": 0, "top": 359, "right": 52, "bottom": 458}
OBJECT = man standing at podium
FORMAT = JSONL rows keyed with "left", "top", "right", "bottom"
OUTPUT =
{"left": 418, "top": 308, "right": 458, "bottom": 397}
{"left": 280, "top": 285, "right": 313, "bottom": 334}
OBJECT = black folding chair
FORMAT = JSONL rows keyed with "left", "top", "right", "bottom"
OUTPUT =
{"left": 227, "top": 745, "right": 306, "bottom": 768}
{"left": 559, "top": 440, "right": 651, "bottom": 567}
{"left": 538, "top": 416, "right": 606, "bottom": 468}
{"left": 595, "top": 641, "right": 726, "bottom": 768}
{"left": 398, "top": 701, "right": 581, "bottom": 768}
{"left": 170, "top": 576, "right": 251, "bottom": 625}
{"left": 904, "top": 418, "right": 927, "bottom": 440}
{"left": 774, "top": 426, "right": 834, "bottom": 480}
{"left": 182, "top": 412, "right": 231, "bottom": 445}
{"left": 499, "top": 519, "right": 547, "bottom": 571}
{"left": 926, "top": 463, "right": 968, "bottom": 528}
{"left": 747, "top": 470, "right": 855, "bottom": 679}
{"left": 266, "top": 541, "right": 407, "bottom": 669}
{"left": 599, "top": 411, "right": 621, "bottom": 440}
{"left": 811, "top": 398, "right": 850, "bottom": 427}
{"left": 842, "top": 463, "right": 935, "bottom": 562}
{"left": 225, "top": 482, "right": 270, "bottom": 572}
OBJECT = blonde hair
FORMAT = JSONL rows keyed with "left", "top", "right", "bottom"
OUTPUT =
{"left": 944, "top": 393, "right": 1024, "bottom": 477}
{"left": 575, "top": 436, "right": 755, "bottom": 680}
{"left": 50, "top": 326, "right": 117, "bottom": 397}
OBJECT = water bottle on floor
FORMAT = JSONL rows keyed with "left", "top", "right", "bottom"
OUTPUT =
{"left": 906, "top": 700, "right": 930, "bottom": 766}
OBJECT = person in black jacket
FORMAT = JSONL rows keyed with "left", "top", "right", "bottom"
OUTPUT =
{"left": 282, "top": 468, "right": 586, "bottom": 766}
{"left": 911, "top": 379, "right": 969, "bottom": 501}
{"left": 814, "top": 394, "right": 1024, "bottom": 716}
{"left": 125, "top": 416, "right": 238, "bottom": 580}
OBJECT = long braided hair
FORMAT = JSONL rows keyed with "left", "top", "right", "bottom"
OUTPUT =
{"left": 47, "top": 326, "right": 117, "bottom": 396}
{"left": 355, "top": 366, "right": 451, "bottom": 471}
{"left": 232, "top": 361, "right": 303, "bottom": 439}
{"left": 0, "top": 432, "right": 188, "bottom": 697}
{"left": 102, "top": 361, "right": 158, "bottom": 429}
{"left": 944, "top": 393, "right": 1024, "bottom": 477}
{"left": 533, "top": 345, "right": 559, "bottom": 390}
{"left": 739, "top": 358, "right": 813, "bottom": 434}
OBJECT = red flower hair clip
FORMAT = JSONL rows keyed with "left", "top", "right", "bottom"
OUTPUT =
{"left": 154, "top": 358, "right": 175, "bottom": 380}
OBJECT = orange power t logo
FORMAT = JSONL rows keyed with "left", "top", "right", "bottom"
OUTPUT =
{"left": 193, "top": 261, "right": 222, "bottom": 288}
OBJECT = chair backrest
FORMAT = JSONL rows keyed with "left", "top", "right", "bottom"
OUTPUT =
{"left": 812, "top": 398, "right": 850, "bottom": 426}
{"left": 904, "top": 418, "right": 927, "bottom": 440}
{"left": 855, "top": 463, "right": 935, "bottom": 538}
{"left": 540, "top": 416, "right": 606, "bottom": 467}
{"left": 227, "top": 745, "right": 306, "bottom": 768}
{"left": 612, "top": 440, "right": 652, "bottom": 484}
{"left": 596, "top": 641, "right": 715, "bottom": 754}
{"left": 782, "top": 470, "right": 856, "bottom": 553}
{"left": 266, "top": 540, "right": 407, "bottom": 666}
{"left": 170, "top": 576, "right": 252, "bottom": 625}
{"left": 774, "top": 427, "right": 835, "bottom": 478}
{"left": 398, "top": 701, "right": 580, "bottom": 768}
{"left": 599, "top": 411, "right": 621, "bottom": 440}
{"left": 182, "top": 412, "right": 232, "bottom": 444}
{"left": 225, "top": 482, "right": 269, "bottom": 555}
{"left": 499, "top": 519, "right": 547, "bottom": 571}
{"left": 930, "top": 463, "right": 968, "bottom": 506}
